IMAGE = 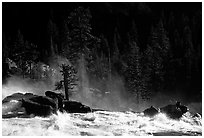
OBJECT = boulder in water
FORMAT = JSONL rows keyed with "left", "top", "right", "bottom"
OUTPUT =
{"left": 45, "top": 91, "right": 64, "bottom": 111}
{"left": 192, "top": 113, "right": 202, "bottom": 118}
{"left": 3, "top": 92, "right": 59, "bottom": 117}
{"left": 175, "top": 102, "right": 189, "bottom": 113}
{"left": 28, "top": 96, "right": 58, "bottom": 112}
{"left": 143, "top": 106, "right": 159, "bottom": 117}
{"left": 3, "top": 92, "right": 93, "bottom": 117}
{"left": 63, "top": 100, "right": 92, "bottom": 113}
{"left": 160, "top": 102, "right": 188, "bottom": 119}
{"left": 2, "top": 100, "right": 26, "bottom": 118}
{"left": 2, "top": 93, "right": 37, "bottom": 103}
{"left": 21, "top": 99, "right": 54, "bottom": 117}
{"left": 2, "top": 93, "right": 38, "bottom": 118}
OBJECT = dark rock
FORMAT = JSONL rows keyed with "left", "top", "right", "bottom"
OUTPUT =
{"left": 21, "top": 99, "right": 54, "bottom": 117}
{"left": 28, "top": 96, "right": 58, "bottom": 113}
{"left": 3, "top": 93, "right": 37, "bottom": 103}
{"left": 175, "top": 101, "right": 189, "bottom": 114}
{"left": 160, "top": 102, "right": 188, "bottom": 119}
{"left": 160, "top": 104, "right": 182, "bottom": 119}
{"left": 63, "top": 100, "right": 92, "bottom": 113}
{"left": 92, "top": 108, "right": 109, "bottom": 112}
{"left": 3, "top": 92, "right": 58, "bottom": 117}
{"left": 2, "top": 92, "right": 93, "bottom": 117}
{"left": 143, "top": 106, "right": 159, "bottom": 117}
{"left": 3, "top": 93, "right": 24, "bottom": 103}
{"left": 2, "top": 100, "right": 25, "bottom": 117}
{"left": 192, "top": 113, "right": 202, "bottom": 118}
{"left": 45, "top": 91, "right": 64, "bottom": 111}
{"left": 2, "top": 93, "right": 38, "bottom": 118}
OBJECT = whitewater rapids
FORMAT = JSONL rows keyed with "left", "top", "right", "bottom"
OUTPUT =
{"left": 2, "top": 110, "right": 202, "bottom": 136}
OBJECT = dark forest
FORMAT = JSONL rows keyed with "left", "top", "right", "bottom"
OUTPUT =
{"left": 2, "top": 2, "right": 202, "bottom": 112}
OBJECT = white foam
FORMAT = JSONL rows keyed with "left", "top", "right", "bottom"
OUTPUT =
{"left": 2, "top": 111, "right": 202, "bottom": 136}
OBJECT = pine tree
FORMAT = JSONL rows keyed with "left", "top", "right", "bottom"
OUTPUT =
{"left": 48, "top": 19, "right": 59, "bottom": 56}
{"left": 145, "top": 20, "right": 172, "bottom": 91}
{"left": 61, "top": 20, "right": 70, "bottom": 55}
{"left": 66, "top": 6, "right": 96, "bottom": 63}
{"left": 125, "top": 40, "right": 143, "bottom": 104}
{"left": 60, "top": 64, "right": 78, "bottom": 100}
{"left": 183, "top": 25, "right": 195, "bottom": 80}
{"left": 65, "top": 6, "right": 100, "bottom": 97}
{"left": 10, "top": 30, "right": 39, "bottom": 78}
{"left": 145, "top": 26, "right": 163, "bottom": 91}
{"left": 112, "top": 27, "right": 121, "bottom": 62}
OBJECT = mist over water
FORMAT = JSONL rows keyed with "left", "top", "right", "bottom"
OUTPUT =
{"left": 2, "top": 55, "right": 202, "bottom": 136}
{"left": 2, "top": 55, "right": 202, "bottom": 114}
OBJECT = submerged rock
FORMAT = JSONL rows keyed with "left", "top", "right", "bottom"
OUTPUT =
{"left": 63, "top": 100, "right": 92, "bottom": 113}
{"left": 143, "top": 106, "right": 159, "bottom": 117}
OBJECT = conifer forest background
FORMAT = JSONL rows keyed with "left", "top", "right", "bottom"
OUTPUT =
{"left": 2, "top": 2, "right": 202, "bottom": 112}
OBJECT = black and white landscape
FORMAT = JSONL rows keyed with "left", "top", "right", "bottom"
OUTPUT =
{"left": 2, "top": 2, "right": 202, "bottom": 136}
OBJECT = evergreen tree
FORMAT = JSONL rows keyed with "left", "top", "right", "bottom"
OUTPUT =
{"left": 112, "top": 27, "right": 121, "bottom": 62}
{"left": 66, "top": 6, "right": 96, "bottom": 63}
{"left": 2, "top": 33, "right": 10, "bottom": 60}
{"left": 48, "top": 19, "right": 59, "bottom": 56}
{"left": 87, "top": 35, "right": 111, "bottom": 95}
{"left": 9, "top": 30, "right": 39, "bottom": 78}
{"left": 145, "top": 26, "right": 163, "bottom": 90}
{"left": 65, "top": 6, "right": 100, "bottom": 97}
{"left": 60, "top": 64, "right": 78, "bottom": 100}
{"left": 125, "top": 41, "right": 143, "bottom": 104}
{"left": 145, "top": 20, "right": 172, "bottom": 91}
{"left": 183, "top": 25, "right": 195, "bottom": 80}
{"left": 60, "top": 20, "right": 70, "bottom": 55}
{"left": 11, "top": 30, "right": 25, "bottom": 76}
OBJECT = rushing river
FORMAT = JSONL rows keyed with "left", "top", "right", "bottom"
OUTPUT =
{"left": 2, "top": 110, "right": 202, "bottom": 136}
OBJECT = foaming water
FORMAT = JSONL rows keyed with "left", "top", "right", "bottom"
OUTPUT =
{"left": 2, "top": 111, "right": 202, "bottom": 136}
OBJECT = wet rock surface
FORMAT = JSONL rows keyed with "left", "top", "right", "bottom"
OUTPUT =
{"left": 21, "top": 98, "right": 54, "bottom": 117}
{"left": 2, "top": 91, "right": 93, "bottom": 118}
{"left": 63, "top": 100, "right": 92, "bottom": 113}
{"left": 2, "top": 93, "right": 193, "bottom": 120}
{"left": 160, "top": 102, "right": 189, "bottom": 119}
{"left": 143, "top": 106, "right": 159, "bottom": 117}
{"left": 2, "top": 93, "right": 37, "bottom": 103}
{"left": 45, "top": 91, "right": 64, "bottom": 111}
{"left": 142, "top": 102, "right": 190, "bottom": 119}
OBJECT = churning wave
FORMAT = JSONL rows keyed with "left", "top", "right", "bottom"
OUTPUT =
{"left": 2, "top": 110, "right": 202, "bottom": 136}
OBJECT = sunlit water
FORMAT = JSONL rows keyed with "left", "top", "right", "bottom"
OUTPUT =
{"left": 2, "top": 110, "right": 202, "bottom": 136}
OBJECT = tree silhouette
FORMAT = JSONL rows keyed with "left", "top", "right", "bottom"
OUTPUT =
{"left": 60, "top": 64, "right": 78, "bottom": 100}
